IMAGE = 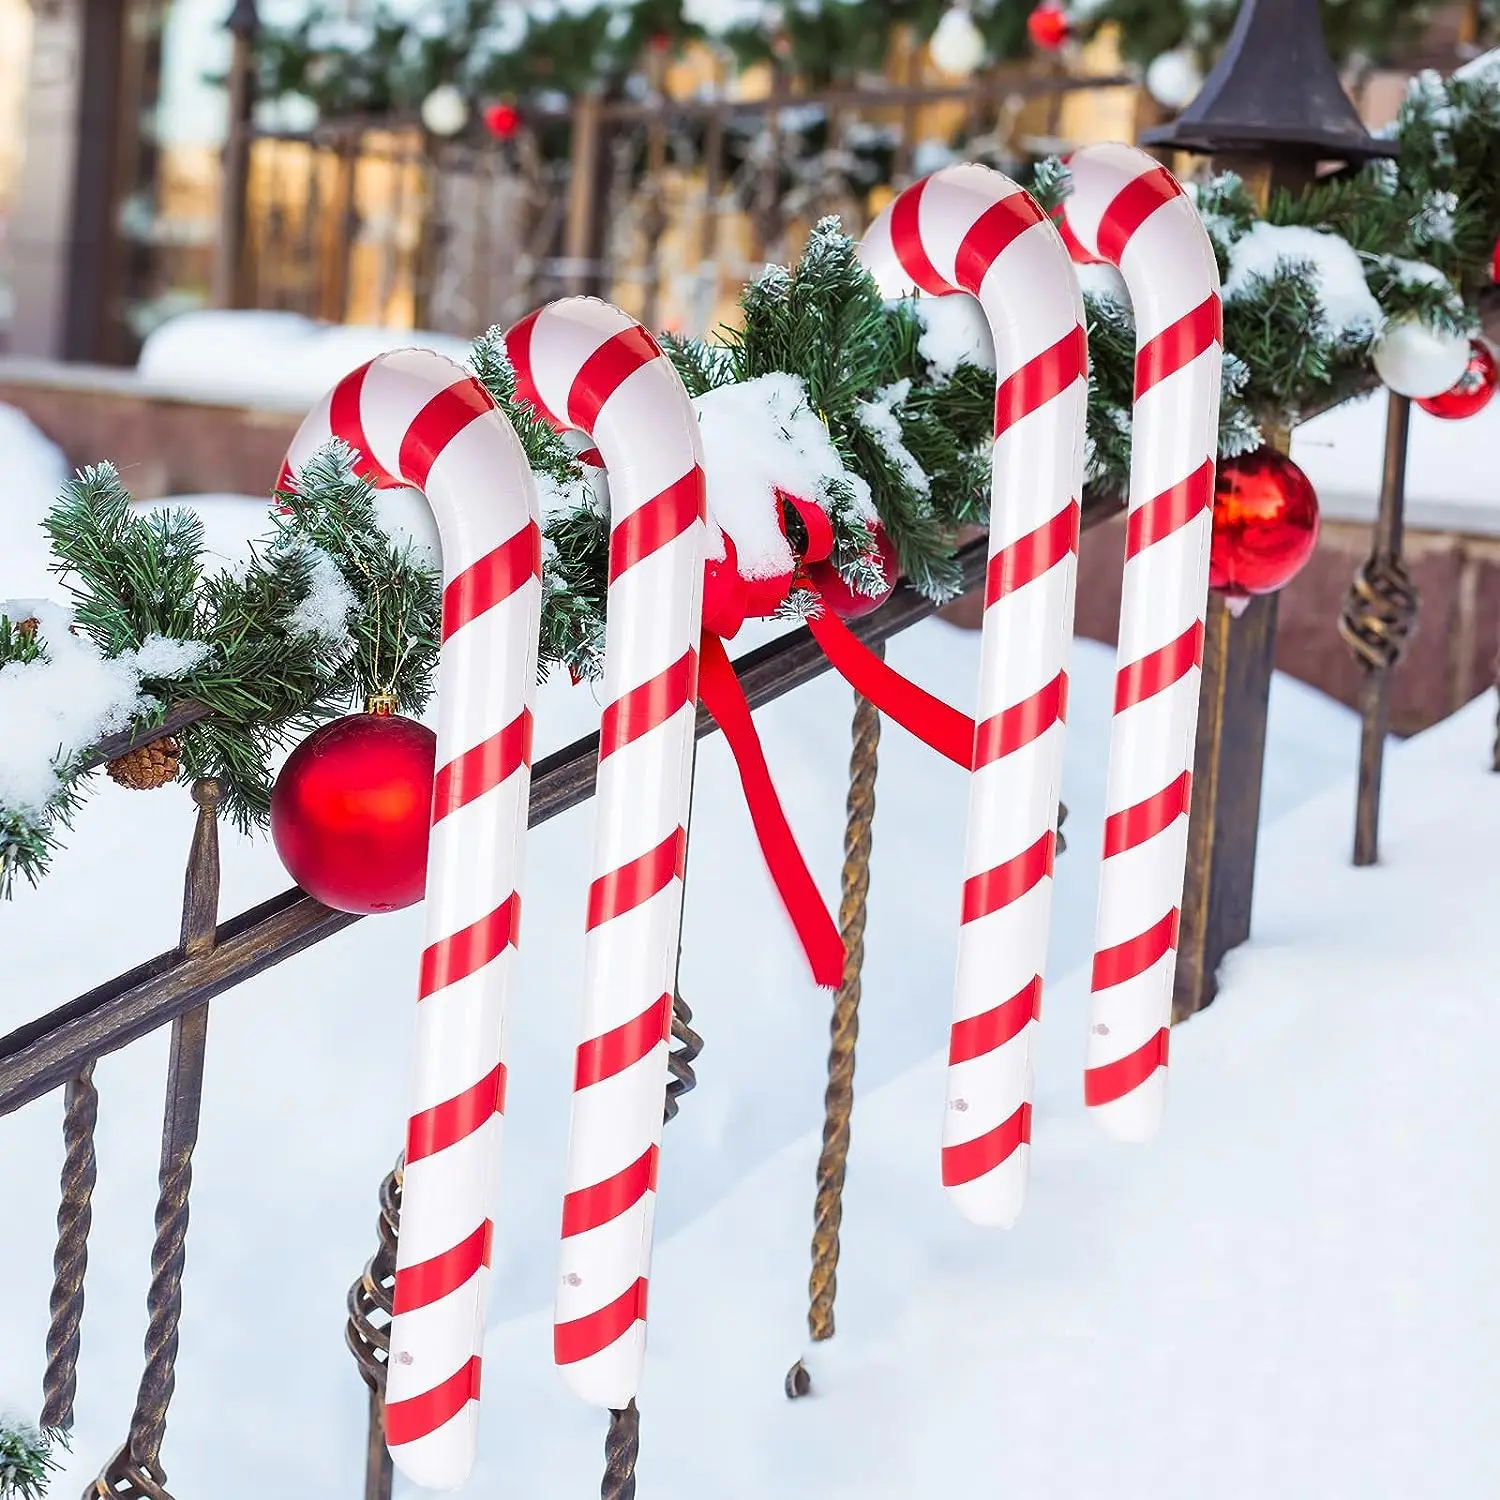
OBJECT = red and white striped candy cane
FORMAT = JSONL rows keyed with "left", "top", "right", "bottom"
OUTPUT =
{"left": 282, "top": 349, "right": 543, "bottom": 1488}
{"left": 504, "top": 300, "right": 707, "bottom": 1409}
{"left": 860, "top": 164, "right": 1088, "bottom": 1228}
{"left": 1059, "top": 144, "right": 1222, "bottom": 1142}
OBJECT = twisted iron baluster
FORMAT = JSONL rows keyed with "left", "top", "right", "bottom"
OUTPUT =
{"left": 347, "top": 1160, "right": 403, "bottom": 1500}
{"left": 1490, "top": 646, "right": 1500, "bottom": 774}
{"left": 1339, "top": 391, "right": 1418, "bottom": 866}
{"left": 786, "top": 657, "right": 882, "bottom": 1400}
{"left": 42, "top": 1061, "right": 98, "bottom": 1434}
{"left": 595, "top": 990, "right": 701, "bottom": 1498}
{"left": 93, "top": 779, "right": 221, "bottom": 1500}
{"left": 663, "top": 992, "right": 702, "bottom": 1125}
{"left": 601, "top": 1399, "right": 641, "bottom": 1500}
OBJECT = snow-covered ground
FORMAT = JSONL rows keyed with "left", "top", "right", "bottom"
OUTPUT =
{"left": 4, "top": 400, "right": 1494, "bottom": 1497}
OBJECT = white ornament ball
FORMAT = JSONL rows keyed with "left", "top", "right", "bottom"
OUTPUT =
{"left": 930, "top": 6, "right": 987, "bottom": 79}
{"left": 1145, "top": 48, "right": 1203, "bottom": 110}
{"left": 1371, "top": 318, "right": 1474, "bottom": 399}
{"left": 420, "top": 84, "right": 470, "bottom": 138}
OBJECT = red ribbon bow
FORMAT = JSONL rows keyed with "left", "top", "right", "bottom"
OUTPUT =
{"left": 495, "top": 394, "right": 978, "bottom": 993}
{"left": 696, "top": 492, "right": 977, "bottom": 991}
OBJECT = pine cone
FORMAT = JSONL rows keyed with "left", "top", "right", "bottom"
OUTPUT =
{"left": 107, "top": 737, "right": 180, "bottom": 791}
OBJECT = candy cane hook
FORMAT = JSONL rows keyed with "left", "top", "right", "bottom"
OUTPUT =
{"left": 1059, "top": 144, "right": 1222, "bottom": 1143}
{"left": 283, "top": 349, "right": 543, "bottom": 1489}
{"left": 504, "top": 300, "right": 707, "bottom": 1410}
{"left": 860, "top": 164, "right": 1089, "bottom": 1228}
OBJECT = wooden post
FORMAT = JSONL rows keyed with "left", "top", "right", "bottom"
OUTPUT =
{"left": 1171, "top": 156, "right": 1307, "bottom": 1022}
{"left": 1173, "top": 590, "right": 1279, "bottom": 1021}
{"left": 563, "top": 92, "right": 605, "bottom": 297}
{"left": 1140, "top": 0, "right": 1400, "bottom": 1015}
{"left": 638, "top": 47, "right": 671, "bottom": 331}
{"left": 212, "top": 0, "right": 260, "bottom": 310}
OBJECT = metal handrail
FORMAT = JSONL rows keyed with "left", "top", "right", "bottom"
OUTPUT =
{"left": 2, "top": 514, "right": 1126, "bottom": 1116}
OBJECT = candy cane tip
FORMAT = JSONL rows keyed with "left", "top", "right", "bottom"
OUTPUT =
{"left": 1090, "top": 1087, "right": 1167, "bottom": 1145}
{"left": 558, "top": 1360, "right": 641, "bottom": 1413}
{"left": 389, "top": 1426, "right": 480, "bottom": 1493}
{"left": 943, "top": 1179, "right": 1028, "bottom": 1231}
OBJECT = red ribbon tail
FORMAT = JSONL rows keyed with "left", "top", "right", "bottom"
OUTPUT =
{"left": 807, "top": 607, "right": 976, "bottom": 769}
{"left": 698, "top": 632, "right": 844, "bottom": 989}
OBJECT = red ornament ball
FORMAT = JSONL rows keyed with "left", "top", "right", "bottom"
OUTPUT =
{"left": 1209, "top": 447, "right": 1321, "bottom": 600}
{"left": 1027, "top": 2, "right": 1071, "bottom": 50}
{"left": 1415, "top": 339, "right": 1498, "bottom": 421}
{"left": 271, "top": 709, "right": 436, "bottom": 914}
{"left": 1491, "top": 237, "right": 1500, "bottom": 284}
{"left": 483, "top": 102, "right": 520, "bottom": 139}
{"left": 804, "top": 526, "right": 900, "bottom": 620}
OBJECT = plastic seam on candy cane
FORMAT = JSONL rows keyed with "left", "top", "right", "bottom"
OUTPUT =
{"left": 858, "top": 164, "right": 1089, "bottom": 1230}
{"left": 1059, "top": 143, "right": 1222, "bottom": 1144}
{"left": 280, "top": 348, "right": 544, "bottom": 1490}
{"left": 504, "top": 299, "right": 708, "bottom": 1412}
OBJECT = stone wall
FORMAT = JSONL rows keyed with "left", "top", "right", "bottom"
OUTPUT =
{"left": 0, "top": 360, "right": 299, "bottom": 500}
{"left": 1071, "top": 513, "right": 1500, "bottom": 738}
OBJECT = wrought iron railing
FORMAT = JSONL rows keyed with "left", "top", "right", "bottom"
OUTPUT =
{"left": 0, "top": 514, "right": 1119, "bottom": 1499}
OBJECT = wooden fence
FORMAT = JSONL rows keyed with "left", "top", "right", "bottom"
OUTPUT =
{"left": 226, "top": 67, "right": 1139, "bottom": 339}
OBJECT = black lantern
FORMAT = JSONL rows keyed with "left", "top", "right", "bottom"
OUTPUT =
{"left": 1141, "top": 0, "right": 1399, "bottom": 165}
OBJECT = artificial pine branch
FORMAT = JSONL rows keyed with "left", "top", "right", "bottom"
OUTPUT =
{"left": 469, "top": 326, "right": 586, "bottom": 485}
{"left": 0, "top": 1417, "right": 61, "bottom": 1500}
{"left": 44, "top": 465, "right": 203, "bottom": 653}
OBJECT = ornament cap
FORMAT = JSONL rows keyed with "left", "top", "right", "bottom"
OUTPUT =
{"left": 1140, "top": 0, "right": 1398, "bottom": 164}
{"left": 366, "top": 693, "right": 399, "bottom": 717}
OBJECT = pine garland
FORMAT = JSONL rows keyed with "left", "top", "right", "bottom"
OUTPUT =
{"left": 0, "top": 1419, "right": 61, "bottom": 1500}
{"left": 1082, "top": 0, "right": 1444, "bottom": 72}
{"left": 252, "top": 0, "right": 1485, "bottom": 127}
{"left": 4, "top": 60, "right": 1499, "bottom": 897}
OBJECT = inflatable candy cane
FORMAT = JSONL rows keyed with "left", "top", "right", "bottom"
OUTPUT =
{"left": 282, "top": 349, "right": 542, "bottom": 1488}
{"left": 859, "top": 165, "right": 1088, "bottom": 1228}
{"left": 503, "top": 301, "right": 706, "bottom": 1410}
{"left": 1058, "top": 144, "right": 1222, "bottom": 1143}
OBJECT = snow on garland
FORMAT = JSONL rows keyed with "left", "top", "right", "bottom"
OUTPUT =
{"left": 4, "top": 60, "right": 1500, "bottom": 897}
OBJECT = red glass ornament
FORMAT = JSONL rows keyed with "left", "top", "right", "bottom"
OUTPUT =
{"left": 804, "top": 526, "right": 900, "bottom": 619}
{"left": 483, "top": 102, "right": 520, "bottom": 138}
{"left": 1491, "top": 237, "right": 1500, "bottom": 284}
{"left": 1415, "top": 339, "right": 1497, "bottom": 421}
{"left": 1209, "top": 448, "right": 1321, "bottom": 600}
{"left": 270, "top": 708, "right": 437, "bottom": 914}
{"left": 1026, "top": 2, "right": 1071, "bottom": 50}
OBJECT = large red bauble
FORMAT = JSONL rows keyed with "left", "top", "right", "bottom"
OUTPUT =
{"left": 1027, "top": 2, "right": 1071, "bottom": 50}
{"left": 1415, "top": 339, "right": 1497, "bottom": 421}
{"left": 1209, "top": 448, "right": 1321, "bottom": 599}
{"left": 271, "top": 711, "right": 437, "bottom": 914}
{"left": 804, "top": 526, "right": 900, "bottom": 619}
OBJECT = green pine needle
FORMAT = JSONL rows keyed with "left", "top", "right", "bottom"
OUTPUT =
{"left": 0, "top": 1418, "right": 63, "bottom": 1500}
